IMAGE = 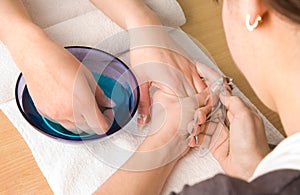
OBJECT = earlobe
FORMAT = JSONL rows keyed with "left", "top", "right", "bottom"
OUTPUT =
{"left": 246, "top": 14, "right": 262, "bottom": 31}
{"left": 244, "top": 0, "right": 268, "bottom": 31}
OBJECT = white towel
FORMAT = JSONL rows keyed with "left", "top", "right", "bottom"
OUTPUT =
{"left": 0, "top": 0, "right": 186, "bottom": 104}
{"left": 0, "top": 1, "right": 284, "bottom": 194}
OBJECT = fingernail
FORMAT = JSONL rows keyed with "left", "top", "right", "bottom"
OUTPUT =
{"left": 195, "top": 135, "right": 199, "bottom": 145}
{"left": 111, "top": 99, "right": 116, "bottom": 107}
{"left": 137, "top": 113, "right": 148, "bottom": 125}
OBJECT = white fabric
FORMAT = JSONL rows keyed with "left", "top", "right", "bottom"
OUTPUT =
{"left": 0, "top": 0, "right": 284, "bottom": 194}
{"left": 250, "top": 132, "right": 300, "bottom": 181}
{"left": 23, "top": 0, "right": 185, "bottom": 29}
{"left": 0, "top": 0, "right": 186, "bottom": 104}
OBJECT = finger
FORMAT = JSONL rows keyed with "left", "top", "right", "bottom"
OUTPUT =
{"left": 192, "top": 73, "right": 207, "bottom": 93}
{"left": 189, "top": 132, "right": 210, "bottom": 148}
{"left": 151, "top": 81, "right": 177, "bottom": 96}
{"left": 58, "top": 120, "right": 76, "bottom": 131}
{"left": 194, "top": 105, "right": 213, "bottom": 126}
{"left": 187, "top": 105, "right": 213, "bottom": 144}
{"left": 95, "top": 85, "right": 116, "bottom": 109}
{"left": 103, "top": 109, "right": 114, "bottom": 127}
{"left": 188, "top": 133, "right": 200, "bottom": 147}
{"left": 137, "top": 82, "right": 151, "bottom": 126}
{"left": 84, "top": 67, "right": 115, "bottom": 109}
{"left": 83, "top": 98, "right": 111, "bottom": 135}
{"left": 58, "top": 120, "right": 82, "bottom": 134}
{"left": 76, "top": 122, "right": 95, "bottom": 134}
{"left": 210, "top": 125, "right": 230, "bottom": 161}
{"left": 188, "top": 122, "right": 215, "bottom": 147}
{"left": 220, "top": 93, "right": 255, "bottom": 121}
{"left": 70, "top": 114, "right": 96, "bottom": 134}
{"left": 195, "top": 61, "right": 222, "bottom": 86}
{"left": 187, "top": 120, "right": 195, "bottom": 135}
{"left": 190, "top": 88, "right": 210, "bottom": 107}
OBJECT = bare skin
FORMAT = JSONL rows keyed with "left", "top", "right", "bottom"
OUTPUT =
{"left": 95, "top": 0, "right": 300, "bottom": 194}
{"left": 0, "top": 0, "right": 113, "bottom": 134}
{"left": 2, "top": 0, "right": 299, "bottom": 194}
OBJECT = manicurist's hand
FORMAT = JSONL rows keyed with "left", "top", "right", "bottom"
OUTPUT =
{"left": 193, "top": 62, "right": 271, "bottom": 180}
{"left": 209, "top": 93, "right": 271, "bottom": 180}
{"left": 0, "top": 1, "right": 113, "bottom": 134}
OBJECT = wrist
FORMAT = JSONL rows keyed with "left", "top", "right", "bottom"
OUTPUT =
{"left": 125, "top": 8, "right": 162, "bottom": 29}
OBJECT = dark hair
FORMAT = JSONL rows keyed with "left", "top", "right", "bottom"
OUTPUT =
{"left": 214, "top": 0, "right": 300, "bottom": 25}
{"left": 263, "top": 0, "right": 300, "bottom": 25}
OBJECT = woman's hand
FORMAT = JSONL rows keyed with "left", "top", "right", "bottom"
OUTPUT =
{"left": 193, "top": 62, "right": 271, "bottom": 180}
{"left": 95, "top": 88, "right": 211, "bottom": 195}
{"left": 208, "top": 94, "right": 271, "bottom": 180}
{"left": 130, "top": 26, "right": 207, "bottom": 125}
{"left": 8, "top": 24, "right": 113, "bottom": 134}
{"left": 90, "top": 0, "right": 207, "bottom": 126}
{"left": 0, "top": 1, "right": 114, "bottom": 134}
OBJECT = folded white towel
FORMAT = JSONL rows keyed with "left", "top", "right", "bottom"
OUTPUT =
{"left": 0, "top": 1, "right": 284, "bottom": 194}
{"left": 0, "top": 0, "right": 186, "bottom": 105}
{"left": 23, "top": 0, "right": 185, "bottom": 29}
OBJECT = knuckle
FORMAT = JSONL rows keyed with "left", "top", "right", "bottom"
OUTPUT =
{"left": 62, "top": 123, "right": 76, "bottom": 131}
{"left": 49, "top": 106, "right": 73, "bottom": 121}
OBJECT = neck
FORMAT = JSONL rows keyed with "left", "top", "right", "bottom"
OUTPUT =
{"left": 273, "top": 67, "right": 300, "bottom": 136}
{"left": 256, "top": 13, "right": 300, "bottom": 137}
{"left": 268, "top": 38, "right": 300, "bottom": 136}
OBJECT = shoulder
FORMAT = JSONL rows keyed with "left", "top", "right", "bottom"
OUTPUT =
{"left": 251, "top": 132, "right": 300, "bottom": 180}
{"left": 173, "top": 169, "right": 300, "bottom": 195}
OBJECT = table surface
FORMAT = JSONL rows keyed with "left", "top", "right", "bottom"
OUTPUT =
{"left": 0, "top": 0, "right": 284, "bottom": 194}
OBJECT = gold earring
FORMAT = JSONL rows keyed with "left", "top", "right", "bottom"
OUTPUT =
{"left": 246, "top": 14, "right": 262, "bottom": 31}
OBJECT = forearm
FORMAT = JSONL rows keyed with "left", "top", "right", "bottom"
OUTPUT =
{"left": 95, "top": 129, "right": 181, "bottom": 195}
{"left": 0, "top": 1, "right": 62, "bottom": 73}
{"left": 89, "top": 0, "right": 162, "bottom": 29}
{"left": 0, "top": 0, "right": 33, "bottom": 40}
{"left": 95, "top": 159, "right": 178, "bottom": 195}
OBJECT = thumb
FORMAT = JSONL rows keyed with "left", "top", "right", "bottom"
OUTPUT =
{"left": 95, "top": 85, "right": 116, "bottom": 109}
{"left": 137, "top": 82, "right": 151, "bottom": 126}
{"left": 195, "top": 61, "right": 222, "bottom": 86}
{"left": 220, "top": 92, "right": 249, "bottom": 122}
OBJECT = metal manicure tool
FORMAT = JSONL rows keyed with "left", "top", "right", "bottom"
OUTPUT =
{"left": 193, "top": 77, "right": 277, "bottom": 151}
{"left": 194, "top": 76, "right": 233, "bottom": 147}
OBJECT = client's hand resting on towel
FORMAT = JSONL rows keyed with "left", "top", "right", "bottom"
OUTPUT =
{"left": 96, "top": 82, "right": 211, "bottom": 195}
{"left": 90, "top": 0, "right": 207, "bottom": 126}
{"left": 95, "top": 63, "right": 271, "bottom": 195}
{"left": 0, "top": 0, "right": 114, "bottom": 134}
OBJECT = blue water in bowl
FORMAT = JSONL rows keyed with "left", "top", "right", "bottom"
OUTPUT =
{"left": 22, "top": 74, "right": 135, "bottom": 141}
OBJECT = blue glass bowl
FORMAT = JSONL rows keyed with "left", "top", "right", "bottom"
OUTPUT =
{"left": 15, "top": 46, "right": 140, "bottom": 142}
